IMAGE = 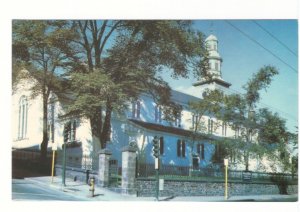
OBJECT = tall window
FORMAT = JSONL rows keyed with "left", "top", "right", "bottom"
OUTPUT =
{"left": 155, "top": 105, "right": 162, "bottom": 123}
{"left": 222, "top": 122, "right": 227, "bottom": 136}
{"left": 192, "top": 114, "right": 199, "bottom": 129}
{"left": 197, "top": 143, "right": 205, "bottom": 160}
{"left": 214, "top": 62, "right": 218, "bottom": 71}
{"left": 18, "top": 96, "right": 28, "bottom": 139}
{"left": 174, "top": 113, "right": 181, "bottom": 127}
{"left": 177, "top": 139, "right": 186, "bottom": 158}
{"left": 132, "top": 100, "right": 141, "bottom": 119}
{"left": 208, "top": 118, "right": 213, "bottom": 134}
{"left": 65, "top": 120, "right": 77, "bottom": 142}
{"left": 213, "top": 44, "right": 217, "bottom": 51}
{"left": 235, "top": 127, "right": 240, "bottom": 138}
{"left": 159, "top": 136, "right": 164, "bottom": 155}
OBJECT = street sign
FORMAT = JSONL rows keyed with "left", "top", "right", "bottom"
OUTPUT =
{"left": 155, "top": 158, "right": 159, "bottom": 170}
{"left": 224, "top": 159, "right": 228, "bottom": 166}
{"left": 52, "top": 143, "right": 57, "bottom": 151}
{"left": 159, "top": 179, "right": 164, "bottom": 191}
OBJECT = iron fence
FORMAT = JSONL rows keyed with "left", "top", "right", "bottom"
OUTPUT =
{"left": 136, "top": 163, "right": 298, "bottom": 183}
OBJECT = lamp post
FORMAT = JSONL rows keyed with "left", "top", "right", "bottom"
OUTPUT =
{"left": 224, "top": 158, "right": 229, "bottom": 200}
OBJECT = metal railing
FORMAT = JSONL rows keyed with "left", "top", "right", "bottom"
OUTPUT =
{"left": 136, "top": 163, "right": 298, "bottom": 182}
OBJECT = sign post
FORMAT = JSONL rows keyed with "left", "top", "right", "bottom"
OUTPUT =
{"left": 155, "top": 157, "right": 159, "bottom": 201}
{"left": 51, "top": 143, "right": 57, "bottom": 183}
{"left": 224, "top": 158, "right": 229, "bottom": 200}
{"left": 153, "top": 136, "right": 160, "bottom": 201}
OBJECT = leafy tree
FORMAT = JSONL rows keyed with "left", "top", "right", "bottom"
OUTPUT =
{"left": 12, "top": 20, "right": 77, "bottom": 160}
{"left": 66, "top": 20, "right": 206, "bottom": 150}
{"left": 188, "top": 66, "right": 285, "bottom": 171}
{"left": 219, "top": 66, "right": 280, "bottom": 171}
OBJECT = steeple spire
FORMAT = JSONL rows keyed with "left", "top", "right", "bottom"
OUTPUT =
{"left": 205, "top": 34, "right": 222, "bottom": 79}
{"left": 193, "top": 34, "right": 231, "bottom": 94}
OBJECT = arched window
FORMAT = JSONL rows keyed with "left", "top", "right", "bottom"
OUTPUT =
{"left": 18, "top": 96, "right": 28, "bottom": 139}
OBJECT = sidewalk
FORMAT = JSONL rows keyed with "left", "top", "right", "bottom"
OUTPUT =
{"left": 25, "top": 176, "right": 298, "bottom": 202}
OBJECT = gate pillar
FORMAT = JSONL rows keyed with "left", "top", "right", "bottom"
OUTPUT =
{"left": 122, "top": 145, "right": 137, "bottom": 195}
{"left": 98, "top": 149, "right": 112, "bottom": 187}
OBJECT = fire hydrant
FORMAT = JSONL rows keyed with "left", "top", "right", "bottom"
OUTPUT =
{"left": 89, "top": 177, "right": 95, "bottom": 197}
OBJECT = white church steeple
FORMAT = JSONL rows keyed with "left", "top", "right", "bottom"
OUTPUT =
{"left": 193, "top": 34, "right": 231, "bottom": 95}
{"left": 205, "top": 34, "right": 222, "bottom": 79}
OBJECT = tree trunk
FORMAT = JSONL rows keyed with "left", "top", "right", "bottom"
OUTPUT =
{"left": 40, "top": 93, "right": 48, "bottom": 161}
{"left": 100, "top": 101, "right": 113, "bottom": 149}
{"left": 90, "top": 108, "right": 103, "bottom": 150}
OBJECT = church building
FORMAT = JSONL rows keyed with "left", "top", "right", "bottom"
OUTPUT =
{"left": 12, "top": 34, "right": 263, "bottom": 172}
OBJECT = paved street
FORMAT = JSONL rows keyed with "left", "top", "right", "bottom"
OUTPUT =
{"left": 12, "top": 179, "right": 87, "bottom": 201}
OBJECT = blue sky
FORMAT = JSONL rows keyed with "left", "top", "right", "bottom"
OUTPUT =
{"left": 162, "top": 20, "right": 298, "bottom": 133}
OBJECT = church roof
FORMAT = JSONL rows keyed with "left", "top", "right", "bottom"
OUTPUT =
{"left": 193, "top": 78, "right": 232, "bottom": 88}
{"left": 128, "top": 119, "right": 228, "bottom": 142}
{"left": 205, "top": 34, "right": 218, "bottom": 42}
{"left": 170, "top": 90, "right": 201, "bottom": 105}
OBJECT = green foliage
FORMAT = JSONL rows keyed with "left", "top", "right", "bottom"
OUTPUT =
{"left": 258, "top": 108, "right": 288, "bottom": 144}
{"left": 188, "top": 65, "right": 292, "bottom": 172}
{"left": 66, "top": 20, "right": 207, "bottom": 149}
{"left": 189, "top": 89, "right": 225, "bottom": 133}
{"left": 243, "top": 65, "right": 279, "bottom": 108}
{"left": 12, "top": 20, "right": 78, "bottom": 159}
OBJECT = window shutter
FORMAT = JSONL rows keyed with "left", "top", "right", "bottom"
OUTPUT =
{"left": 177, "top": 140, "right": 181, "bottom": 157}
{"left": 201, "top": 144, "right": 205, "bottom": 159}
{"left": 160, "top": 137, "right": 164, "bottom": 155}
{"left": 137, "top": 101, "right": 141, "bottom": 119}
{"left": 182, "top": 141, "right": 186, "bottom": 157}
{"left": 208, "top": 119, "right": 211, "bottom": 133}
{"left": 155, "top": 106, "right": 158, "bottom": 122}
{"left": 132, "top": 102, "right": 136, "bottom": 118}
{"left": 197, "top": 144, "right": 200, "bottom": 154}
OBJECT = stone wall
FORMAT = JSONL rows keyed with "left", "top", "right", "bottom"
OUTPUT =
{"left": 136, "top": 179, "right": 298, "bottom": 197}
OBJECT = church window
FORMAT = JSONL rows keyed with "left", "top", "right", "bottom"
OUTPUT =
{"left": 64, "top": 120, "right": 77, "bottom": 142}
{"left": 192, "top": 114, "right": 199, "bottom": 129}
{"left": 215, "top": 62, "right": 218, "bottom": 71}
{"left": 208, "top": 118, "right": 213, "bottom": 134}
{"left": 155, "top": 105, "right": 162, "bottom": 123}
{"left": 197, "top": 143, "right": 205, "bottom": 160}
{"left": 177, "top": 139, "right": 186, "bottom": 158}
{"left": 18, "top": 96, "right": 28, "bottom": 139}
{"left": 222, "top": 122, "right": 227, "bottom": 136}
{"left": 174, "top": 112, "right": 181, "bottom": 127}
{"left": 132, "top": 100, "right": 141, "bottom": 119}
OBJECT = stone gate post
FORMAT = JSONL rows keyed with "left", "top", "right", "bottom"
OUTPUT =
{"left": 122, "top": 145, "right": 137, "bottom": 195}
{"left": 98, "top": 149, "right": 112, "bottom": 187}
